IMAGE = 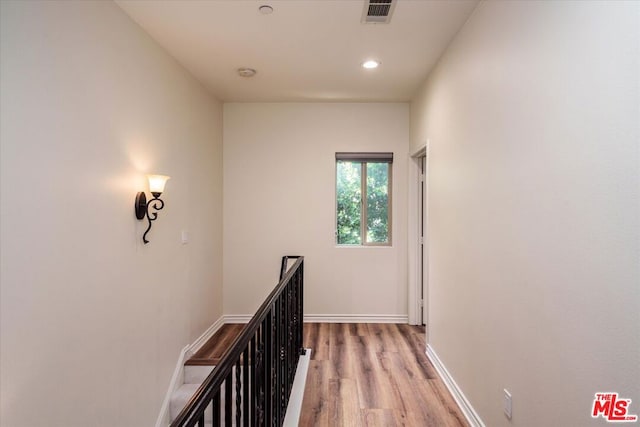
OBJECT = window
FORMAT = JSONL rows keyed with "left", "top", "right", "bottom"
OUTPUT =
{"left": 336, "top": 152, "right": 393, "bottom": 246}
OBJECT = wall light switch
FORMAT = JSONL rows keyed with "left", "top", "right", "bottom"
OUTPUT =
{"left": 181, "top": 230, "right": 189, "bottom": 244}
{"left": 504, "top": 389, "right": 512, "bottom": 420}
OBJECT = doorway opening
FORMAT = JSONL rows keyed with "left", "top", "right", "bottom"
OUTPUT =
{"left": 408, "top": 145, "right": 427, "bottom": 327}
{"left": 419, "top": 155, "right": 426, "bottom": 325}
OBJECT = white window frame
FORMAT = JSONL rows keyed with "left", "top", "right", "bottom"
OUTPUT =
{"left": 335, "top": 152, "right": 393, "bottom": 247}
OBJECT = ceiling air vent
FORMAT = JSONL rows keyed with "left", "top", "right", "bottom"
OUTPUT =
{"left": 362, "top": 0, "right": 396, "bottom": 24}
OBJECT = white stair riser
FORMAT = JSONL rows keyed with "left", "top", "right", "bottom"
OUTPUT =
{"left": 170, "top": 368, "right": 247, "bottom": 424}
{"left": 184, "top": 365, "right": 215, "bottom": 384}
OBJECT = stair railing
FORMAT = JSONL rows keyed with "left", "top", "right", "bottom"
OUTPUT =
{"left": 170, "top": 256, "right": 304, "bottom": 427}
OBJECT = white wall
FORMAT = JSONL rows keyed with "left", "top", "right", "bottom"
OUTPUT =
{"left": 0, "top": 2, "right": 223, "bottom": 426}
{"left": 411, "top": 1, "right": 639, "bottom": 426}
{"left": 223, "top": 103, "right": 409, "bottom": 318}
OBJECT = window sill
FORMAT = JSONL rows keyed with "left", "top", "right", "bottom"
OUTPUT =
{"left": 334, "top": 245, "right": 393, "bottom": 249}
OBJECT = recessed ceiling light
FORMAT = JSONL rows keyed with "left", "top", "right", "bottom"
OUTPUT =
{"left": 362, "top": 60, "right": 380, "bottom": 69}
{"left": 259, "top": 5, "right": 273, "bottom": 14}
{"left": 237, "top": 68, "right": 257, "bottom": 78}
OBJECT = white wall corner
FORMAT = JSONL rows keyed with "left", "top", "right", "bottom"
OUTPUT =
{"left": 155, "top": 316, "right": 225, "bottom": 427}
{"left": 426, "top": 344, "right": 485, "bottom": 427}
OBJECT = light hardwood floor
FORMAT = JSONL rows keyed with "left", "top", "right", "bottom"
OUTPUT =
{"left": 300, "top": 323, "right": 469, "bottom": 427}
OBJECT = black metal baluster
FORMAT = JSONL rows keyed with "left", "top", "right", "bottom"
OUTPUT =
{"left": 243, "top": 346, "right": 249, "bottom": 427}
{"left": 235, "top": 359, "right": 242, "bottom": 426}
{"left": 288, "top": 281, "right": 294, "bottom": 388}
{"left": 279, "top": 295, "right": 285, "bottom": 423}
{"left": 285, "top": 283, "right": 290, "bottom": 393}
{"left": 298, "top": 265, "right": 304, "bottom": 355}
{"left": 212, "top": 392, "right": 221, "bottom": 427}
{"left": 225, "top": 375, "right": 232, "bottom": 426}
{"left": 257, "top": 323, "right": 265, "bottom": 426}
{"left": 274, "top": 299, "right": 281, "bottom": 425}
{"left": 265, "top": 310, "right": 273, "bottom": 427}
{"left": 258, "top": 321, "right": 264, "bottom": 426}
{"left": 250, "top": 334, "right": 257, "bottom": 426}
{"left": 273, "top": 300, "right": 278, "bottom": 425}
{"left": 293, "top": 281, "right": 298, "bottom": 385}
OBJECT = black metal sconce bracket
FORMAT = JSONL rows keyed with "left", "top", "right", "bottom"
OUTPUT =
{"left": 135, "top": 192, "right": 165, "bottom": 244}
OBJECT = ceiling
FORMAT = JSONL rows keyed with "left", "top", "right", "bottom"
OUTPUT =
{"left": 115, "top": 0, "right": 478, "bottom": 102}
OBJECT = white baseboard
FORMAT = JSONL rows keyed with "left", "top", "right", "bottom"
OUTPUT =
{"left": 426, "top": 344, "right": 485, "bottom": 427}
{"left": 155, "top": 316, "right": 225, "bottom": 427}
{"left": 304, "top": 314, "right": 408, "bottom": 323}
{"left": 187, "top": 316, "right": 226, "bottom": 358}
{"left": 223, "top": 314, "right": 252, "bottom": 324}
{"left": 224, "top": 314, "right": 409, "bottom": 324}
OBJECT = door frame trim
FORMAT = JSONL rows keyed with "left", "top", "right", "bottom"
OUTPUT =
{"left": 408, "top": 144, "right": 427, "bottom": 325}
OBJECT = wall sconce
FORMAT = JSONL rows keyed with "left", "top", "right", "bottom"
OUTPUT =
{"left": 135, "top": 174, "right": 170, "bottom": 244}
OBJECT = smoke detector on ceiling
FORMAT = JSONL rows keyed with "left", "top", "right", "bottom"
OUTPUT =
{"left": 237, "top": 68, "right": 257, "bottom": 78}
{"left": 361, "top": 0, "right": 396, "bottom": 24}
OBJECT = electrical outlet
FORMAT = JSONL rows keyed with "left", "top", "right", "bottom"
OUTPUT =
{"left": 504, "top": 389, "right": 512, "bottom": 420}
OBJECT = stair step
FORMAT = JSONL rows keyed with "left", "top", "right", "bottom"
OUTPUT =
{"left": 170, "top": 384, "right": 209, "bottom": 422}
{"left": 170, "top": 370, "right": 243, "bottom": 424}
{"left": 171, "top": 324, "right": 246, "bottom": 423}
{"left": 186, "top": 323, "right": 244, "bottom": 366}
{"left": 184, "top": 365, "right": 215, "bottom": 384}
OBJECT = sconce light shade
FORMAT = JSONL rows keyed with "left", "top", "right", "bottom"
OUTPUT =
{"left": 135, "top": 174, "right": 170, "bottom": 244}
{"left": 147, "top": 174, "right": 170, "bottom": 196}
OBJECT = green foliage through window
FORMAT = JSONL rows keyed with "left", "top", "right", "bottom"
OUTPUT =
{"left": 366, "top": 163, "right": 389, "bottom": 243}
{"left": 336, "top": 159, "right": 391, "bottom": 245}
{"left": 336, "top": 161, "right": 362, "bottom": 244}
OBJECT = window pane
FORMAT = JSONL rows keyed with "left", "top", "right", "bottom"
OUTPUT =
{"left": 336, "top": 161, "right": 362, "bottom": 245}
{"left": 366, "top": 162, "right": 389, "bottom": 243}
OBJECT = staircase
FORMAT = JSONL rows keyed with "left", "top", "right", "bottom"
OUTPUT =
{"left": 169, "top": 324, "right": 244, "bottom": 423}
{"left": 169, "top": 256, "right": 304, "bottom": 427}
